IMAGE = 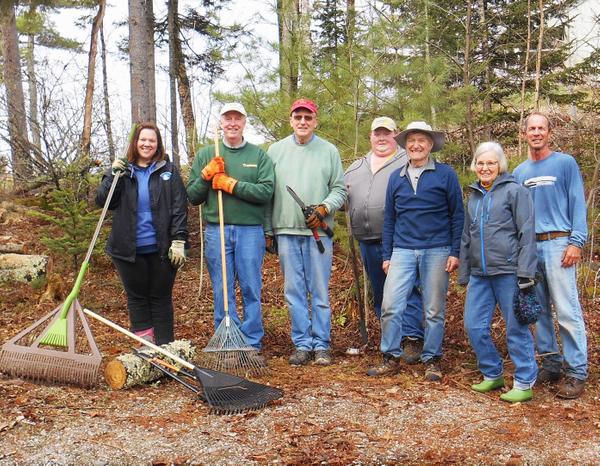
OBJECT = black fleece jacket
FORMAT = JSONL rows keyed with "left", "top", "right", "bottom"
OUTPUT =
{"left": 96, "top": 160, "right": 188, "bottom": 262}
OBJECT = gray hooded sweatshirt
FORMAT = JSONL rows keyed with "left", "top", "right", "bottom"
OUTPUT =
{"left": 458, "top": 172, "right": 537, "bottom": 284}
{"left": 344, "top": 148, "right": 408, "bottom": 242}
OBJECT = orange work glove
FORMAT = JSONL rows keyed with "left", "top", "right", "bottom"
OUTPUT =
{"left": 201, "top": 156, "right": 225, "bottom": 181}
{"left": 306, "top": 204, "right": 328, "bottom": 229}
{"left": 212, "top": 173, "right": 238, "bottom": 194}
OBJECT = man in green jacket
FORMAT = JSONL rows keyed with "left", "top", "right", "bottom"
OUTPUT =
{"left": 187, "top": 102, "right": 274, "bottom": 350}
{"left": 266, "top": 99, "right": 347, "bottom": 366}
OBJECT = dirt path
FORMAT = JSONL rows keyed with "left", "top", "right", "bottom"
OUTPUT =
{"left": 1, "top": 357, "right": 599, "bottom": 465}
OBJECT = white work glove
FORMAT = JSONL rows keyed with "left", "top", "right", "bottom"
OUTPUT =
{"left": 111, "top": 157, "right": 129, "bottom": 175}
{"left": 168, "top": 240, "right": 186, "bottom": 268}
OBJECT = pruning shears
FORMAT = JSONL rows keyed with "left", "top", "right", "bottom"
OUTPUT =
{"left": 286, "top": 185, "right": 334, "bottom": 254}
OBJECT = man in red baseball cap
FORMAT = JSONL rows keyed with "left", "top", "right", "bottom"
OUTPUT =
{"left": 265, "top": 98, "right": 347, "bottom": 367}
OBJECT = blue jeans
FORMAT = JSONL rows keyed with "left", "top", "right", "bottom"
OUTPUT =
{"left": 380, "top": 247, "right": 450, "bottom": 361}
{"left": 359, "top": 241, "right": 424, "bottom": 338}
{"left": 205, "top": 224, "right": 265, "bottom": 349}
{"left": 535, "top": 237, "right": 587, "bottom": 380}
{"left": 277, "top": 234, "right": 333, "bottom": 351}
{"left": 464, "top": 274, "right": 538, "bottom": 389}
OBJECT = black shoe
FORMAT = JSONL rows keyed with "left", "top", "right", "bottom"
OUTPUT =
{"left": 366, "top": 353, "right": 401, "bottom": 377}
{"left": 401, "top": 337, "right": 423, "bottom": 365}
{"left": 556, "top": 376, "right": 585, "bottom": 399}
{"left": 314, "top": 349, "right": 332, "bottom": 366}
{"left": 536, "top": 368, "right": 562, "bottom": 385}
{"left": 424, "top": 357, "right": 442, "bottom": 382}
{"left": 289, "top": 350, "right": 312, "bottom": 366}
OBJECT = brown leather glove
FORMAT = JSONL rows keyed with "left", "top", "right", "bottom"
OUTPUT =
{"left": 201, "top": 156, "right": 225, "bottom": 181}
{"left": 306, "top": 204, "right": 328, "bottom": 229}
{"left": 212, "top": 173, "right": 238, "bottom": 194}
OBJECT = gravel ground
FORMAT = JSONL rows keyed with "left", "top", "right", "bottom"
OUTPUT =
{"left": 2, "top": 358, "right": 599, "bottom": 466}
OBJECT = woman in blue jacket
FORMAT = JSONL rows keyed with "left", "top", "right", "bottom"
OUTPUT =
{"left": 96, "top": 123, "right": 188, "bottom": 345}
{"left": 458, "top": 141, "right": 538, "bottom": 402}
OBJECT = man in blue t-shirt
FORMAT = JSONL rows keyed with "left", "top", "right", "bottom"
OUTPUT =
{"left": 513, "top": 112, "right": 588, "bottom": 399}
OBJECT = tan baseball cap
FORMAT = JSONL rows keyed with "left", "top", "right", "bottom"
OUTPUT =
{"left": 371, "top": 116, "right": 397, "bottom": 132}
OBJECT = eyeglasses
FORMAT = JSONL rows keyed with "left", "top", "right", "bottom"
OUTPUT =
{"left": 476, "top": 161, "right": 498, "bottom": 168}
{"left": 292, "top": 115, "right": 314, "bottom": 122}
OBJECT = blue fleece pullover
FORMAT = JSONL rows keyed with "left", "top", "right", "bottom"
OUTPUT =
{"left": 382, "top": 157, "right": 464, "bottom": 260}
{"left": 132, "top": 163, "right": 158, "bottom": 249}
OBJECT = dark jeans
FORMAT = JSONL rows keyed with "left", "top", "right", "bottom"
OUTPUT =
{"left": 113, "top": 252, "right": 177, "bottom": 345}
{"left": 359, "top": 240, "right": 424, "bottom": 339}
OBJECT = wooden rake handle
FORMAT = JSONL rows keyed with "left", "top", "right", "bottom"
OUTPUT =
{"left": 213, "top": 129, "right": 230, "bottom": 323}
{"left": 82, "top": 308, "right": 195, "bottom": 372}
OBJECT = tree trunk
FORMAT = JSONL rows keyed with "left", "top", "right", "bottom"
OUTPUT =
{"left": 167, "top": 0, "right": 180, "bottom": 169}
{"left": 0, "top": 0, "right": 32, "bottom": 190}
{"left": 519, "top": 0, "right": 532, "bottom": 157}
{"left": 534, "top": 0, "right": 544, "bottom": 110}
{"left": 477, "top": 0, "right": 491, "bottom": 139}
{"left": 100, "top": 26, "right": 116, "bottom": 161}
{"left": 463, "top": 0, "right": 475, "bottom": 159}
{"left": 26, "top": 31, "right": 40, "bottom": 150}
{"left": 169, "top": 2, "right": 196, "bottom": 160}
{"left": 424, "top": 2, "right": 436, "bottom": 125}
{"left": 81, "top": 0, "right": 106, "bottom": 157}
{"left": 129, "top": 0, "right": 157, "bottom": 123}
{"left": 277, "top": 0, "right": 300, "bottom": 96}
{"left": 105, "top": 340, "right": 196, "bottom": 390}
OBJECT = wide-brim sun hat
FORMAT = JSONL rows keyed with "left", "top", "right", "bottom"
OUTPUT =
{"left": 395, "top": 121, "right": 445, "bottom": 152}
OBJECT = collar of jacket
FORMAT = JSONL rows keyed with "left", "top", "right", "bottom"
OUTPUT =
{"left": 399, "top": 156, "right": 436, "bottom": 177}
{"left": 468, "top": 171, "right": 516, "bottom": 194}
{"left": 127, "top": 160, "right": 166, "bottom": 178}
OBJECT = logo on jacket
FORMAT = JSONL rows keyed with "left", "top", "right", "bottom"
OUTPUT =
{"left": 523, "top": 176, "right": 556, "bottom": 188}
{"left": 242, "top": 163, "right": 258, "bottom": 168}
{"left": 161, "top": 172, "right": 172, "bottom": 181}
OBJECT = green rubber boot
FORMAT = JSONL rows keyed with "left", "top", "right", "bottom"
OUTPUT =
{"left": 471, "top": 377, "right": 505, "bottom": 393}
{"left": 500, "top": 387, "right": 533, "bottom": 403}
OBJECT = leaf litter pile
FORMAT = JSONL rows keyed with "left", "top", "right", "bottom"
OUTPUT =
{"left": 0, "top": 205, "right": 599, "bottom": 465}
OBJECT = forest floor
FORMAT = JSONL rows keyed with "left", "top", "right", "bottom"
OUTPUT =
{"left": 0, "top": 200, "right": 599, "bottom": 465}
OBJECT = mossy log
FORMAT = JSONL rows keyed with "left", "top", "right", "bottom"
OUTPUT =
{"left": 104, "top": 339, "right": 196, "bottom": 390}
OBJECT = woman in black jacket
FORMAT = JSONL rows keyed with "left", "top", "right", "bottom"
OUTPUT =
{"left": 96, "top": 123, "right": 188, "bottom": 345}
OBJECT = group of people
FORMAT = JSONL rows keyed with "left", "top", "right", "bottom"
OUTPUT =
{"left": 97, "top": 101, "right": 589, "bottom": 403}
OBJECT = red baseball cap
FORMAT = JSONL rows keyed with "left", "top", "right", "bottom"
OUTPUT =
{"left": 290, "top": 98, "right": 317, "bottom": 115}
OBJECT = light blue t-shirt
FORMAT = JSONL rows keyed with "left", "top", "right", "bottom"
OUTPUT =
{"left": 513, "top": 151, "right": 587, "bottom": 248}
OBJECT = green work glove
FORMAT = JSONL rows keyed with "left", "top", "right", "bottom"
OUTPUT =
{"left": 112, "top": 156, "right": 129, "bottom": 175}
{"left": 168, "top": 240, "right": 186, "bottom": 268}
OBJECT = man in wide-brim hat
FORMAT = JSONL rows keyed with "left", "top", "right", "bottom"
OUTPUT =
{"left": 368, "top": 120, "right": 464, "bottom": 382}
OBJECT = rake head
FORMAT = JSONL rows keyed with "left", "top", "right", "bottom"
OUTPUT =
{"left": 0, "top": 301, "right": 101, "bottom": 387}
{"left": 38, "top": 317, "right": 68, "bottom": 348}
{"left": 202, "top": 317, "right": 268, "bottom": 377}
{"left": 193, "top": 366, "right": 283, "bottom": 415}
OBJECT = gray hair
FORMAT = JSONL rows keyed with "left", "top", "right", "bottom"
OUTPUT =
{"left": 470, "top": 141, "right": 508, "bottom": 173}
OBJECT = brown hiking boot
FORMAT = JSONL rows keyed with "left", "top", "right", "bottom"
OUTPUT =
{"left": 366, "top": 354, "right": 401, "bottom": 377}
{"left": 535, "top": 368, "right": 562, "bottom": 386}
{"left": 556, "top": 376, "right": 585, "bottom": 399}
{"left": 289, "top": 350, "right": 312, "bottom": 366}
{"left": 401, "top": 337, "right": 423, "bottom": 365}
{"left": 314, "top": 349, "right": 332, "bottom": 366}
{"left": 424, "top": 357, "right": 442, "bottom": 382}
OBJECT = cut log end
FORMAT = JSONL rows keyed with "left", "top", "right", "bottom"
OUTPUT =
{"left": 105, "top": 359, "right": 127, "bottom": 390}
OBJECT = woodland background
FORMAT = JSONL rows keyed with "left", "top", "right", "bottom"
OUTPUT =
{"left": 1, "top": 2, "right": 600, "bottom": 464}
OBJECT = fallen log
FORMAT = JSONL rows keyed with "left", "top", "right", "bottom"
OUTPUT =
{"left": 104, "top": 339, "right": 196, "bottom": 390}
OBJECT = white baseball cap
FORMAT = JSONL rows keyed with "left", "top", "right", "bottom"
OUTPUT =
{"left": 220, "top": 102, "right": 247, "bottom": 117}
